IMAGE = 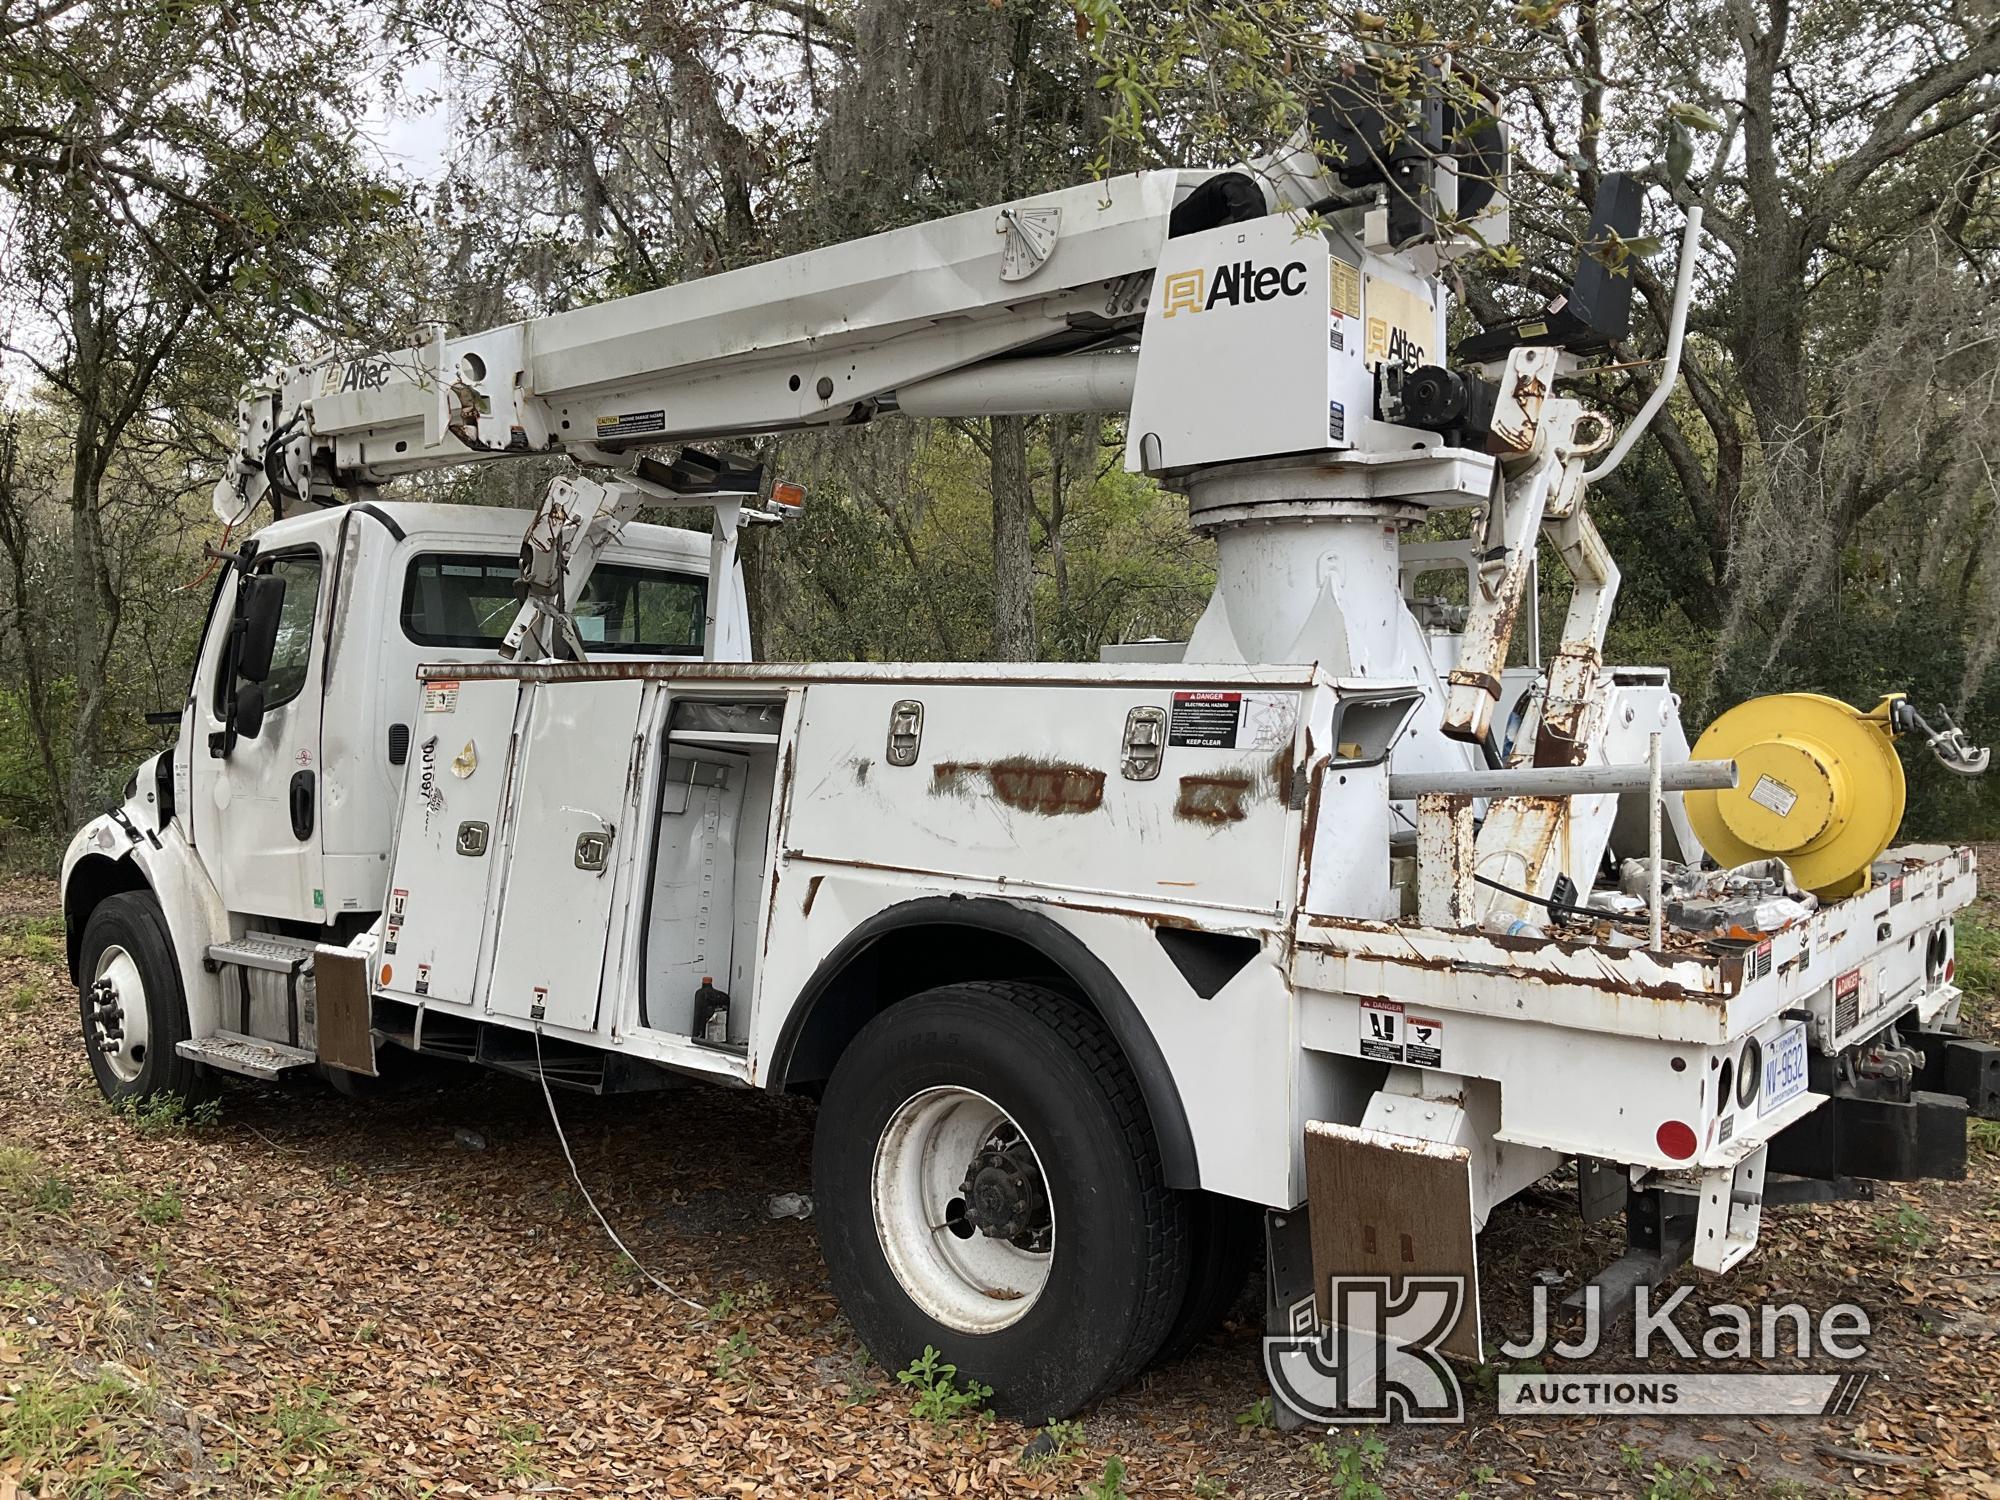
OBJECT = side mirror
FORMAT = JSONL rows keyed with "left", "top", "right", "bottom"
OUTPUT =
{"left": 235, "top": 573, "right": 287, "bottom": 684}
{"left": 232, "top": 681, "right": 268, "bottom": 741}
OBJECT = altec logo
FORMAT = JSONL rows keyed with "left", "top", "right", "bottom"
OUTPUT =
{"left": 1162, "top": 259, "right": 1311, "bottom": 317}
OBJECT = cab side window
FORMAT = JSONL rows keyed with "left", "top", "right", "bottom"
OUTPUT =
{"left": 212, "top": 551, "right": 322, "bottom": 718}
{"left": 261, "top": 553, "right": 323, "bottom": 710}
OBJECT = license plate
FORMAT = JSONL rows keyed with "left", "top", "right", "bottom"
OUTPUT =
{"left": 1762, "top": 1022, "right": 1809, "bottom": 1115}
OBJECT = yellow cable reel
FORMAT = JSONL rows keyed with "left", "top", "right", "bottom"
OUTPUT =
{"left": 1684, "top": 693, "right": 1906, "bottom": 902}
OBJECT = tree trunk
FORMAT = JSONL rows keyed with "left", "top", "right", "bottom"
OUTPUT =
{"left": 989, "top": 414, "right": 1034, "bottom": 660}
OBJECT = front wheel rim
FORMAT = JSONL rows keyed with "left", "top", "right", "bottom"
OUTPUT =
{"left": 89, "top": 944, "right": 150, "bottom": 1085}
{"left": 871, "top": 1086, "right": 1055, "bottom": 1334}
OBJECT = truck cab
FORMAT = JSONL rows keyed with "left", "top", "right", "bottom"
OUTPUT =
{"left": 186, "top": 503, "right": 713, "bottom": 930}
{"left": 61, "top": 503, "right": 718, "bottom": 1093}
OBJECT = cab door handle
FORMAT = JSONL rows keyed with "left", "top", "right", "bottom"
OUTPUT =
{"left": 289, "top": 769, "right": 315, "bottom": 841}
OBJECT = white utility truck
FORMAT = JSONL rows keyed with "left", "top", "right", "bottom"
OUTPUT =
{"left": 64, "top": 57, "right": 2000, "bottom": 1420}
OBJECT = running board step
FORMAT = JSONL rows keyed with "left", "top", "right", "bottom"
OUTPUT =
{"left": 206, "top": 933, "right": 320, "bottom": 974}
{"left": 176, "top": 1031, "right": 316, "bottom": 1081}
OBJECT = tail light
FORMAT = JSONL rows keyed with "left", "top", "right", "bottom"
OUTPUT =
{"left": 1927, "top": 923, "right": 1954, "bottom": 986}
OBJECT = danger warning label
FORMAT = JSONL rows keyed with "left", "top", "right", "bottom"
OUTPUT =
{"left": 1167, "top": 690, "right": 1299, "bottom": 751}
{"left": 1359, "top": 998, "right": 1404, "bottom": 1062}
{"left": 1169, "top": 691, "right": 1244, "bottom": 748}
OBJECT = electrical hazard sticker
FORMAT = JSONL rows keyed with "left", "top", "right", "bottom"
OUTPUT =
{"left": 422, "top": 681, "right": 459, "bottom": 715}
{"left": 414, "top": 963, "right": 431, "bottom": 997}
{"left": 1168, "top": 690, "right": 1299, "bottom": 750}
{"left": 1406, "top": 1016, "right": 1445, "bottom": 1069}
{"left": 1359, "top": 998, "right": 1404, "bottom": 1061}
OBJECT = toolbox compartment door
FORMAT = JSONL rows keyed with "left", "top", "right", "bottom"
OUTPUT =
{"left": 378, "top": 677, "right": 522, "bottom": 1008}
{"left": 486, "top": 680, "right": 647, "bottom": 1032}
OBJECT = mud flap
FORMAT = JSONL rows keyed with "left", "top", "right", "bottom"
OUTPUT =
{"left": 313, "top": 945, "right": 377, "bottom": 1076}
{"left": 1304, "top": 1120, "right": 1482, "bottom": 1361}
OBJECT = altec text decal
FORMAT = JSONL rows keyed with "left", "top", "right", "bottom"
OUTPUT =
{"left": 1162, "top": 259, "right": 1310, "bottom": 317}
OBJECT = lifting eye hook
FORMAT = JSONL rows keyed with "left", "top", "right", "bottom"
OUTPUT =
{"left": 1891, "top": 699, "right": 1991, "bottom": 777}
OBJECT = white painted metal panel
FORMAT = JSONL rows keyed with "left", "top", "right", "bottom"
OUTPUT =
{"left": 377, "top": 677, "right": 521, "bottom": 1008}
{"left": 782, "top": 678, "right": 1309, "bottom": 916}
{"left": 486, "top": 680, "right": 646, "bottom": 1031}
{"left": 302, "top": 172, "right": 1193, "bottom": 476}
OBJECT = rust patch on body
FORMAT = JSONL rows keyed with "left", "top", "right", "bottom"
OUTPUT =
{"left": 1269, "top": 746, "right": 1296, "bottom": 808}
{"left": 1300, "top": 912, "right": 1726, "bottom": 1005}
{"left": 802, "top": 874, "right": 824, "bottom": 916}
{"left": 930, "top": 756, "right": 1106, "bottom": 816}
{"left": 1175, "top": 773, "right": 1255, "bottom": 824}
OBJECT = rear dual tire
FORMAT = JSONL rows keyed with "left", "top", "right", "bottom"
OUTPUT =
{"left": 813, "top": 981, "right": 1190, "bottom": 1420}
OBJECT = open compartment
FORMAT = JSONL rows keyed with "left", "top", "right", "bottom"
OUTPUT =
{"left": 639, "top": 695, "right": 787, "bottom": 1047}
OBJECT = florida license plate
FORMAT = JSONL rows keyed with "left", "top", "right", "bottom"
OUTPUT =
{"left": 1762, "top": 1022, "right": 1809, "bottom": 1115}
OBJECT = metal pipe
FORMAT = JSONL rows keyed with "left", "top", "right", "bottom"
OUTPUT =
{"left": 1647, "top": 732, "right": 1664, "bottom": 950}
{"left": 892, "top": 353, "right": 1137, "bottom": 417}
{"left": 1581, "top": 207, "right": 1704, "bottom": 485}
{"left": 1388, "top": 758, "right": 1736, "bottom": 800}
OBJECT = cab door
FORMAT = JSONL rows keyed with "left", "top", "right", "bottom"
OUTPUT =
{"left": 190, "top": 548, "right": 328, "bottom": 924}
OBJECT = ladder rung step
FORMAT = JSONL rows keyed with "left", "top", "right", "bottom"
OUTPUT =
{"left": 207, "top": 934, "right": 321, "bottom": 973}
{"left": 176, "top": 1031, "right": 316, "bottom": 1081}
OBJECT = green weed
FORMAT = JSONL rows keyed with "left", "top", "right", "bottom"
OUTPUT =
{"left": 1021, "top": 1418, "right": 1086, "bottom": 1474}
{"left": 1953, "top": 909, "right": 2000, "bottom": 1025}
{"left": 1873, "top": 1205, "right": 1934, "bottom": 1253}
{"left": 497, "top": 1418, "right": 546, "bottom": 1482}
{"left": 1305, "top": 1434, "right": 1387, "bottom": 1500}
{"left": 271, "top": 1385, "right": 341, "bottom": 1456}
{"left": 896, "top": 1345, "right": 992, "bottom": 1430}
{"left": 713, "top": 1328, "right": 760, "bottom": 1385}
{"left": 138, "top": 1187, "right": 183, "bottom": 1225}
{"left": 0, "top": 1143, "right": 40, "bottom": 1191}
{"left": 1233, "top": 1395, "right": 1274, "bottom": 1430}
{"left": 0, "top": 1367, "right": 155, "bottom": 1495}
{"left": 1084, "top": 1456, "right": 1129, "bottom": 1500}
{"left": 31, "top": 1173, "right": 75, "bottom": 1213}
{"left": 9, "top": 975, "right": 51, "bottom": 1012}
{"left": 1621, "top": 1445, "right": 1721, "bottom": 1500}
{"left": 116, "top": 1094, "right": 222, "bottom": 1136}
{"left": 4, "top": 915, "right": 66, "bottom": 965}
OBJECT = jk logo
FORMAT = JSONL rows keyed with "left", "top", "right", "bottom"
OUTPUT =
{"left": 1265, "top": 1275, "right": 1467, "bottom": 1423}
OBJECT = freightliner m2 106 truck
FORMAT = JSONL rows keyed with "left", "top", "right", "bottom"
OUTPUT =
{"left": 63, "top": 56, "right": 1999, "bottom": 1419}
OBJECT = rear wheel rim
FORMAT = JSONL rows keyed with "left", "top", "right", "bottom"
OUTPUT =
{"left": 89, "top": 944, "right": 149, "bottom": 1085}
{"left": 871, "top": 1085, "right": 1055, "bottom": 1334}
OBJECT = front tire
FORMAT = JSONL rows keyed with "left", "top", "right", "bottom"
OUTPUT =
{"left": 812, "top": 981, "right": 1189, "bottom": 1420}
{"left": 77, "top": 892, "right": 204, "bottom": 1104}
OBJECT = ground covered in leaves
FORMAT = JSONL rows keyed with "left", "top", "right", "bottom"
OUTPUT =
{"left": 2, "top": 871, "right": 1998, "bottom": 1498}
